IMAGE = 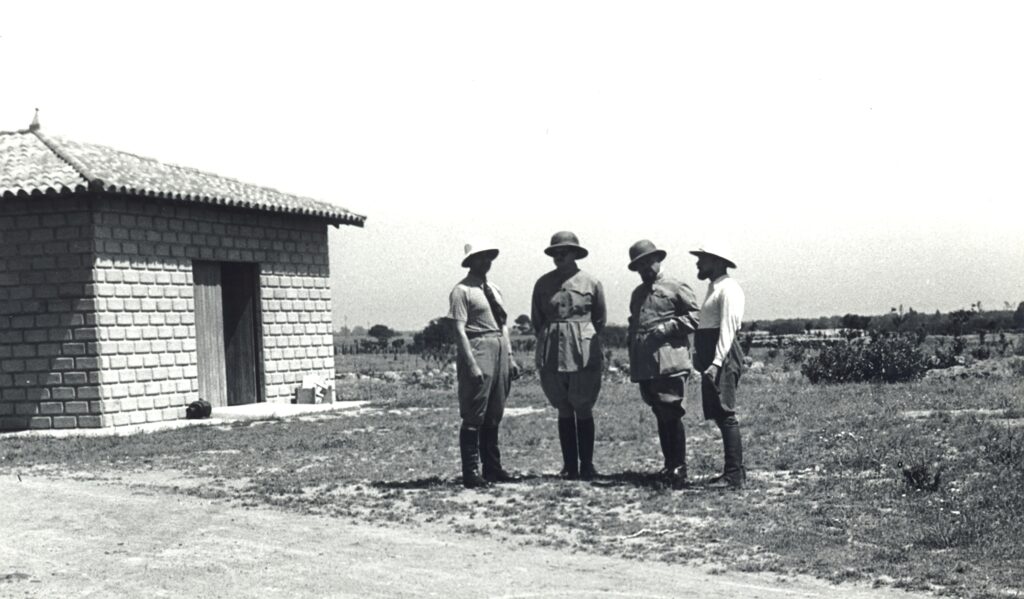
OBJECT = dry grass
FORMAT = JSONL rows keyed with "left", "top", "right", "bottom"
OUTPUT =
{"left": 2, "top": 361, "right": 1022, "bottom": 598}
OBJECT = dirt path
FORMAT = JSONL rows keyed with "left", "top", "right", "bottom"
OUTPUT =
{"left": 0, "top": 475, "right": 929, "bottom": 599}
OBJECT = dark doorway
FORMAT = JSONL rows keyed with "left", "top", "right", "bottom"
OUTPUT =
{"left": 193, "top": 261, "right": 264, "bottom": 407}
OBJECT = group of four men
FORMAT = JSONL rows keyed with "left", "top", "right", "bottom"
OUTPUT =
{"left": 446, "top": 232, "right": 746, "bottom": 490}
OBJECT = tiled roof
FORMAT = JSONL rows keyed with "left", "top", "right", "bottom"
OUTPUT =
{"left": 0, "top": 127, "right": 365, "bottom": 227}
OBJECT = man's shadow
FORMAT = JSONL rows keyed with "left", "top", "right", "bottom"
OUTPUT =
{"left": 370, "top": 470, "right": 690, "bottom": 491}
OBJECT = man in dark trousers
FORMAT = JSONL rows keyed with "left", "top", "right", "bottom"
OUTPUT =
{"left": 447, "top": 240, "right": 521, "bottom": 488}
{"left": 691, "top": 242, "right": 746, "bottom": 489}
{"left": 626, "top": 240, "right": 700, "bottom": 489}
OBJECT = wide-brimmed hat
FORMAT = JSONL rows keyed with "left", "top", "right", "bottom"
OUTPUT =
{"left": 627, "top": 239, "right": 667, "bottom": 271}
{"left": 461, "top": 240, "right": 500, "bottom": 267}
{"left": 689, "top": 241, "right": 737, "bottom": 269}
{"left": 544, "top": 231, "right": 589, "bottom": 259}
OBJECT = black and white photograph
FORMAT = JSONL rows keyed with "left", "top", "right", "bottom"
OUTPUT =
{"left": 2, "top": 1, "right": 1022, "bottom": 597}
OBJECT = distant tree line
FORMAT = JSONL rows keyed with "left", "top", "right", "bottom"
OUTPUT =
{"left": 338, "top": 302, "right": 1024, "bottom": 357}
{"left": 750, "top": 303, "right": 1024, "bottom": 337}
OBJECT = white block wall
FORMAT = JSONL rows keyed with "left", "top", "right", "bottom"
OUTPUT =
{"left": 0, "top": 193, "right": 336, "bottom": 430}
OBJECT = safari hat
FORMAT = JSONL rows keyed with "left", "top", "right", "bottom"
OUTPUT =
{"left": 544, "top": 231, "right": 589, "bottom": 259}
{"left": 627, "top": 240, "right": 667, "bottom": 271}
{"left": 689, "top": 241, "right": 737, "bottom": 269}
{"left": 461, "top": 240, "right": 500, "bottom": 267}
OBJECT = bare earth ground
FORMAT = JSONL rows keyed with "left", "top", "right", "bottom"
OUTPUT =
{"left": 0, "top": 473, "right": 932, "bottom": 599}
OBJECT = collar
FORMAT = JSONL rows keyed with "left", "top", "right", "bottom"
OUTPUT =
{"left": 643, "top": 271, "right": 665, "bottom": 288}
{"left": 708, "top": 274, "right": 729, "bottom": 292}
{"left": 465, "top": 273, "right": 487, "bottom": 286}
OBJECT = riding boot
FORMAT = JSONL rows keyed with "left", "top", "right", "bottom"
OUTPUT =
{"left": 459, "top": 427, "right": 489, "bottom": 488}
{"left": 557, "top": 417, "right": 579, "bottom": 480}
{"left": 480, "top": 425, "right": 515, "bottom": 483}
{"left": 707, "top": 416, "right": 744, "bottom": 489}
{"left": 656, "top": 417, "right": 672, "bottom": 476}
{"left": 666, "top": 417, "right": 689, "bottom": 489}
{"left": 577, "top": 417, "right": 598, "bottom": 481}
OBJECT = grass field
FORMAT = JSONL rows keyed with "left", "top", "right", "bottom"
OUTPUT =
{"left": 2, "top": 360, "right": 1022, "bottom": 598}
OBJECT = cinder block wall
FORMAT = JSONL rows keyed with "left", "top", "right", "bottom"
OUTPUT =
{"left": 0, "top": 196, "right": 100, "bottom": 431}
{"left": 90, "top": 195, "right": 335, "bottom": 427}
{"left": 0, "top": 193, "right": 336, "bottom": 431}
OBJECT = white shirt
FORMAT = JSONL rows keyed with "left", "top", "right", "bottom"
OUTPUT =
{"left": 697, "top": 275, "right": 745, "bottom": 367}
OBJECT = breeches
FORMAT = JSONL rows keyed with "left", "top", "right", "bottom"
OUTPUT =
{"left": 638, "top": 376, "right": 686, "bottom": 421}
{"left": 457, "top": 336, "right": 510, "bottom": 427}
{"left": 539, "top": 368, "right": 602, "bottom": 418}
{"left": 701, "top": 364, "right": 740, "bottom": 421}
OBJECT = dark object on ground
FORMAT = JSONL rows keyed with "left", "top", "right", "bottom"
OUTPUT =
{"left": 899, "top": 460, "right": 943, "bottom": 492}
{"left": 186, "top": 400, "right": 212, "bottom": 419}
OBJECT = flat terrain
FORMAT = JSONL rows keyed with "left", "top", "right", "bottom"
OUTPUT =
{"left": 1, "top": 473, "right": 930, "bottom": 599}
{"left": 2, "top": 356, "right": 1022, "bottom": 598}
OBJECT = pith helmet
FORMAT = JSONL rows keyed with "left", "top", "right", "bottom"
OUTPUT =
{"left": 689, "top": 241, "right": 737, "bottom": 269}
{"left": 544, "top": 231, "right": 589, "bottom": 259}
{"left": 461, "top": 240, "right": 499, "bottom": 267}
{"left": 627, "top": 239, "right": 667, "bottom": 271}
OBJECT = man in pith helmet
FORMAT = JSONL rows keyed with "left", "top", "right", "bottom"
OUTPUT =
{"left": 690, "top": 242, "right": 747, "bottom": 489}
{"left": 447, "top": 240, "right": 521, "bottom": 488}
{"left": 626, "top": 240, "right": 700, "bottom": 489}
{"left": 531, "top": 231, "right": 607, "bottom": 481}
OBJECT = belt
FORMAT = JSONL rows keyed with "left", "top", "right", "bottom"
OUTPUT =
{"left": 466, "top": 330, "right": 502, "bottom": 339}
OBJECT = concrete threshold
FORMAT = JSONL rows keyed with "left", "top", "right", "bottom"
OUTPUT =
{"left": 1, "top": 401, "right": 371, "bottom": 439}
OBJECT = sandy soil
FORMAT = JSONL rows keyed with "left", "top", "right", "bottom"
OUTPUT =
{"left": 0, "top": 473, "right": 931, "bottom": 599}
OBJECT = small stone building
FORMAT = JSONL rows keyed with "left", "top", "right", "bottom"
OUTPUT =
{"left": 0, "top": 119, "right": 365, "bottom": 431}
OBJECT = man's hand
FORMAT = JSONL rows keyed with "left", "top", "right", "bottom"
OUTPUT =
{"left": 469, "top": 363, "right": 484, "bottom": 384}
{"left": 702, "top": 364, "right": 720, "bottom": 382}
{"left": 509, "top": 359, "right": 521, "bottom": 381}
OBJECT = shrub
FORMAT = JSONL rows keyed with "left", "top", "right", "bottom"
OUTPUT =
{"left": 784, "top": 345, "right": 806, "bottom": 367}
{"left": 801, "top": 335, "right": 928, "bottom": 384}
{"left": 970, "top": 345, "right": 992, "bottom": 361}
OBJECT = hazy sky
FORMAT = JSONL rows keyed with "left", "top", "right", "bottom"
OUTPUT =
{"left": 3, "top": 1, "right": 1022, "bottom": 331}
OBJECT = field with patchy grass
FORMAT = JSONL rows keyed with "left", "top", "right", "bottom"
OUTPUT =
{"left": 2, "top": 358, "right": 1022, "bottom": 598}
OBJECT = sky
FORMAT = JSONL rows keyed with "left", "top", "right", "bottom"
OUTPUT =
{"left": 2, "top": 1, "right": 1022, "bottom": 331}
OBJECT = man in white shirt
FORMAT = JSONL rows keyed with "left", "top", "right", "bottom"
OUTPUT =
{"left": 691, "top": 243, "right": 747, "bottom": 489}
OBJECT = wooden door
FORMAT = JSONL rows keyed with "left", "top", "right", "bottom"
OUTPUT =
{"left": 193, "top": 261, "right": 228, "bottom": 407}
{"left": 221, "top": 262, "right": 262, "bottom": 406}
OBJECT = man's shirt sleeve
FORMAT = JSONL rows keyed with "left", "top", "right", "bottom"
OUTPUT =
{"left": 671, "top": 281, "right": 700, "bottom": 337}
{"left": 447, "top": 286, "right": 468, "bottom": 322}
{"left": 591, "top": 279, "right": 607, "bottom": 332}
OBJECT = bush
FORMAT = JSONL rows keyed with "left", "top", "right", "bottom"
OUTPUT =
{"left": 801, "top": 335, "right": 928, "bottom": 384}
{"left": 784, "top": 345, "right": 806, "bottom": 367}
{"left": 970, "top": 345, "right": 992, "bottom": 361}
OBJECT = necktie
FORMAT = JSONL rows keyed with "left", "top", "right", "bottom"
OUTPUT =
{"left": 481, "top": 282, "right": 507, "bottom": 328}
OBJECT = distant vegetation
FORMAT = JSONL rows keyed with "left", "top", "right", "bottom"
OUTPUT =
{"left": 748, "top": 302, "right": 1023, "bottom": 337}
{"left": 337, "top": 303, "right": 1024, "bottom": 358}
{"left": 335, "top": 303, "right": 1024, "bottom": 385}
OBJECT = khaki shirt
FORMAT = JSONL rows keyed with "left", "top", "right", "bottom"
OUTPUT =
{"left": 627, "top": 273, "right": 699, "bottom": 381}
{"left": 531, "top": 268, "right": 606, "bottom": 372}
{"left": 447, "top": 274, "right": 506, "bottom": 335}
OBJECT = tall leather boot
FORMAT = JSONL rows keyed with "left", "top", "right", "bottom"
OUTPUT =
{"left": 557, "top": 417, "right": 579, "bottom": 480}
{"left": 666, "top": 417, "right": 689, "bottom": 489}
{"left": 480, "top": 425, "right": 514, "bottom": 483}
{"left": 656, "top": 417, "right": 672, "bottom": 476}
{"left": 577, "top": 417, "right": 598, "bottom": 481}
{"left": 459, "top": 427, "right": 489, "bottom": 489}
{"left": 708, "top": 416, "right": 744, "bottom": 489}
